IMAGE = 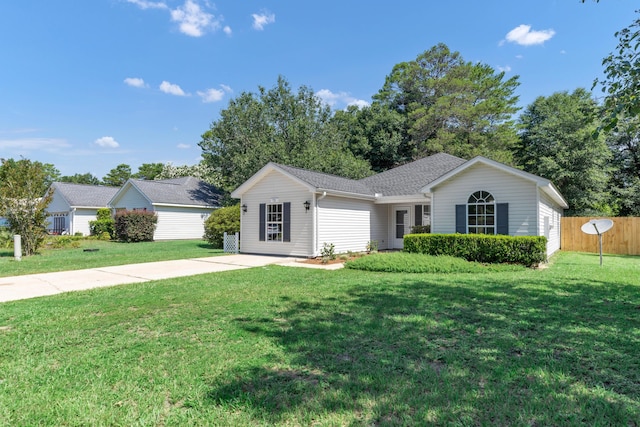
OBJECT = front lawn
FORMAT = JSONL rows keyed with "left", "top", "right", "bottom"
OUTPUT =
{"left": 0, "top": 251, "right": 638, "bottom": 425}
{"left": 0, "top": 239, "right": 223, "bottom": 277}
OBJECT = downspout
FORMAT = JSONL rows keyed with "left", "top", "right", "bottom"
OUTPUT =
{"left": 70, "top": 208, "right": 76, "bottom": 235}
{"left": 314, "top": 191, "right": 327, "bottom": 257}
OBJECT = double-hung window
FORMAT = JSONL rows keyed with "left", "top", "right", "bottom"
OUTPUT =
{"left": 266, "top": 203, "right": 283, "bottom": 242}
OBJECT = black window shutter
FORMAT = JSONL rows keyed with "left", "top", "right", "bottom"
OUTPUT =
{"left": 455, "top": 204, "right": 466, "bottom": 233}
{"left": 259, "top": 203, "right": 266, "bottom": 241}
{"left": 497, "top": 203, "right": 509, "bottom": 235}
{"left": 415, "top": 205, "right": 422, "bottom": 227}
{"left": 283, "top": 202, "right": 291, "bottom": 242}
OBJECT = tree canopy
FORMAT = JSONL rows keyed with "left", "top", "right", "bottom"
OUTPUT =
{"left": 199, "top": 76, "right": 372, "bottom": 192}
{"left": 373, "top": 43, "right": 521, "bottom": 164}
{"left": 0, "top": 158, "right": 54, "bottom": 256}
{"left": 59, "top": 173, "right": 102, "bottom": 185}
{"left": 516, "top": 89, "right": 612, "bottom": 215}
{"left": 102, "top": 164, "right": 132, "bottom": 187}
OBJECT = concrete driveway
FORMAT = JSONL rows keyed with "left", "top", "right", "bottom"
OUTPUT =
{"left": 0, "top": 254, "right": 343, "bottom": 303}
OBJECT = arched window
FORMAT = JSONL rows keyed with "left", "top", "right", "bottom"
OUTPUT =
{"left": 467, "top": 190, "right": 495, "bottom": 234}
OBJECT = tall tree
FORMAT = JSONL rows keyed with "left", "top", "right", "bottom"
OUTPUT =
{"left": 374, "top": 43, "right": 520, "bottom": 164}
{"left": 0, "top": 158, "right": 54, "bottom": 256}
{"left": 133, "top": 163, "right": 164, "bottom": 180}
{"left": 332, "top": 104, "right": 409, "bottom": 172}
{"left": 516, "top": 89, "right": 613, "bottom": 215}
{"left": 593, "top": 11, "right": 640, "bottom": 133}
{"left": 59, "top": 173, "right": 102, "bottom": 185}
{"left": 605, "top": 117, "right": 640, "bottom": 215}
{"left": 102, "top": 164, "right": 132, "bottom": 187}
{"left": 199, "top": 76, "right": 372, "bottom": 192}
{"left": 155, "top": 161, "right": 222, "bottom": 186}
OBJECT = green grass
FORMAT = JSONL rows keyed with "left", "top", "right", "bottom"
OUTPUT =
{"left": 0, "top": 239, "right": 223, "bottom": 277}
{"left": 0, "top": 251, "right": 639, "bottom": 426}
{"left": 346, "top": 251, "right": 526, "bottom": 273}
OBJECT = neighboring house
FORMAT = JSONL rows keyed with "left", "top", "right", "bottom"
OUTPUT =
{"left": 231, "top": 153, "right": 569, "bottom": 258}
{"left": 45, "top": 183, "right": 119, "bottom": 236}
{"left": 108, "top": 177, "right": 221, "bottom": 240}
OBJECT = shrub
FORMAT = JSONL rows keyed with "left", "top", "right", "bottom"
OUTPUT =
{"left": 46, "top": 235, "right": 83, "bottom": 249}
{"left": 411, "top": 225, "right": 431, "bottom": 234}
{"left": 345, "top": 252, "right": 524, "bottom": 273}
{"left": 204, "top": 205, "right": 240, "bottom": 248}
{"left": 89, "top": 208, "right": 115, "bottom": 238}
{"left": 366, "top": 240, "right": 379, "bottom": 253}
{"left": 403, "top": 233, "right": 547, "bottom": 267}
{"left": 320, "top": 242, "right": 336, "bottom": 264}
{"left": 0, "top": 227, "right": 12, "bottom": 249}
{"left": 114, "top": 210, "right": 157, "bottom": 243}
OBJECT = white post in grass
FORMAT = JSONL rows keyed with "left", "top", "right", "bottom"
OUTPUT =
{"left": 14, "top": 235, "right": 22, "bottom": 261}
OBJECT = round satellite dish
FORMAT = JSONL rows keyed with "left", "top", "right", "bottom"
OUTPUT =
{"left": 581, "top": 219, "right": 614, "bottom": 235}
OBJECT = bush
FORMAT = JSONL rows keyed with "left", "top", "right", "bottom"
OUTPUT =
{"left": 345, "top": 252, "right": 524, "bottom": 273}
{"left": 114, "top": 210, "right": 157, "bottom": 243}
{"left": 320, "top": 242, "right": 336, "bottom": 264}
{"left": 411, "top": 225, "right": 431, "bottom": 234}
{"left": 46, "top": 235, "right": 83, "bottom": 249}
{"left": 0, "top": 227, "right": 12, "bottom": 249}
{"left": 204, "top": 205, "right": 240, "bottom": 248}
{"left": 403, "top": 233, "right": 547, "bottom": 267}
{"left": 89, "top": 208, "right": 115, "bottom": 238}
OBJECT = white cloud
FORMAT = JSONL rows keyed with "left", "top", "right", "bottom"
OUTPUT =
{"left": 126, "top": 0, "right": 168, "bottom": 10}
{"left": 124, "top": 77, "right": 147, "bottom": 88}
{"left": 252, "top": 11, "right": 275, "bottom": 30}
{"left": 94, "top": 136, "right": 120, "bottom": 148}
{"left": 0, "top": 137, "right": 70, "bottom": 151}
{"left": 497, "top": 65, "right": 512, "bottom": 73}
{"left": 177, "top": 143, "right": 191, "bottom": 149}
{"left": 316, "top": 89, "right": 369, "bottom": 109}
{"left": 560, "top": 49, "right": 567, "bottom": 55}
{"left": 503, "top": 24, "right": 555, "bottom": 46}
{"left": 197, "top": 84, "right": 231, "bottom": 103}
{"left": 160, "top": 81, "right": 188, "bottom": 96}
{"left": 515, "top": 54, "right": 524, "bottom": 59}
{"left": 223, "top": 25, "right": 232, "bottom": 36}
{"left": 170, "top": 0, "right": 219, "bottom": 37}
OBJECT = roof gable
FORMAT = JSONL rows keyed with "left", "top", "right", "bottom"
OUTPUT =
{"left": 111, "top": 177, "right": 222, "bottom": 207}
{"left": 50, "top": 182, "right": 119, "bottom": 208}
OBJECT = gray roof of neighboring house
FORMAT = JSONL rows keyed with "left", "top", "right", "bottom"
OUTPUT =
{"left": 128, "top": 177, "right": 222, "bottom": 206}
{"left": 274, "top": 153, "right": 467, "bottom": 197}
{"left": 51, "top": 182, "right": 119, "bottom": 208}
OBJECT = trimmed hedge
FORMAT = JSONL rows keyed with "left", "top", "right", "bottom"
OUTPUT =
{"left": 114, "top": 210, "right": 158, "bottom": 243}
{"left": 403, "top": 233, "right": 547, "bottom": 267}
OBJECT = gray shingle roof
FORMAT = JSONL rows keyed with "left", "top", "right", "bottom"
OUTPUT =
{"left": 129, "top": 177, "right": 222, "bottom": 206}
{"left": 52, "top": 182, "right": 119, "bottom": 207}
{"left": 274, "top": 153, "right": 467, "bottom": 197}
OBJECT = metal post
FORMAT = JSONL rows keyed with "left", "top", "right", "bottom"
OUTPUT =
{"left": 14, "top": 235, "right": 22, "bottom": 261}
{"left": 598, "top": 233, "right": 603, "bottom": 267}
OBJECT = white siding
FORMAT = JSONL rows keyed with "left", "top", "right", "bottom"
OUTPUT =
{"left": 239, "top": 170, "right": 313, "bottom": 257}
{"left": 538, "top": 191, "right": 563, "bottom": 256}
{"left": 111, "top": 188, "right": 153, "bottom": 211}
{"left": 317, "top": 196, "right": 376, "bottom": 254}
{"left": 47, "top": 192, "right": 71, "bottom": 213}
{"left": 72, "top": 209, "right": 98, "bottom": 236}
{"left": 154, "top": 207, "right": 212, "bottom": 240}
{"left": 370, "top": 204, "right": 389, "bottom": 250}
{"left": 432, "top": 163, "right": 538, "bottom": 236}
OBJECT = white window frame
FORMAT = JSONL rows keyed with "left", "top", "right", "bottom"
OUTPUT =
{"left": 467, "top": 191, "right": 496, "bottom": 235}
{"left": 266, "top": 203, "right": 283, "bottom": 242}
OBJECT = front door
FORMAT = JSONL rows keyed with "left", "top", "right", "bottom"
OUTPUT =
{"left": 394, "top": 206, "right": 410, "bottom": 249}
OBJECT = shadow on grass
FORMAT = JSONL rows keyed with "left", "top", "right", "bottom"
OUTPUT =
{"left": 207, "top": 271, "right": 640, "bottom": 425}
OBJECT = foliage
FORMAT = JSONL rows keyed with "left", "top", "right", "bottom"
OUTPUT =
{"left": 411, "top": 224, "right": 431, "bottom": 234}
{"left": 156, "top": 161, "right": 222, "bottom": 186}
{"left": 98, "top": 231, "right": 111, "bottom": 241}
{"left": 89, "top": 208, "right": 115, "bottom": 238}
{"left": 58, "top": 172, "right": 101, "bottom": 185}
{"left": 0, "top": 158, "right": 54, "bottom": 256}
{"left": 593, "top": 11, "right": 640, "bottom": 133}
{"left": 199, "top": 76, "right": 372, "bottom": 193}
{"left": 373, "top": 43, "right": 520, "bottom": 164}
{"left": 45, "top": 235, "right": 83, "bottom": 249}
{"left": 203, "top": 205, "right": 240, "bottom": 248}
{"left": 403, "top": 233, "right": 547, "bottom": 267}
{"left": 0, "top": 252, "right": 638, "bottom": 425}
{"left": 366, "top": 240, "right": 379, "bottom": 253}
{"left": 516, "top": 89, "right": 613, "bottom": 215}
{"left": 132, "top": 163, "right": 164, "bottom": 180}
{"left": 102, "top": 163, "right": 132, "bottom": 187}
{"left": 320, "top": 242, "right": 336, "bottom": 263}
{"left": 0, "top": 227, "right": 12, "bottom": 249}
{"left": 345, "top": 252, "right": 524, "bottom": 273}
{"left": 114, "top": 210, "right": 157, "bottom": 242}
{"left": 605, "top": 116, "right": 640, "bottom": 215}
{"left": 332, "top": 103, "right": 410, "bottom": 171}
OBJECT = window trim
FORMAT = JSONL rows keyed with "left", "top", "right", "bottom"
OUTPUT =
{"left": 467, "top": 190, "right": 496, "bottom": 235}
{"left": 266, "top": 203, "right": 283, "bottom": 242}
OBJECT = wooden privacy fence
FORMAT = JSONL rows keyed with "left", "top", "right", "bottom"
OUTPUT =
{"left": 561, "top": 217, "right": 640, "bottom": 255}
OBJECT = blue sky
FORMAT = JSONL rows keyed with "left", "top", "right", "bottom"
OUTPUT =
{"left": 0, "top": 1, "right": 635, "bottom": 179}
